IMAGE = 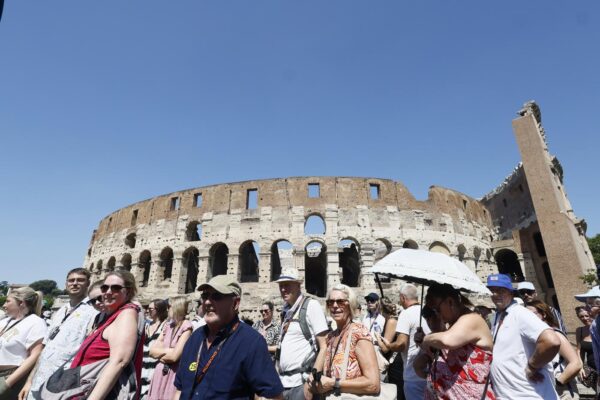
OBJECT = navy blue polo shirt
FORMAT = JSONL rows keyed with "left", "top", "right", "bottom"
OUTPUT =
{"left": 174, "top": 316, "right": 283, "bottom": 400}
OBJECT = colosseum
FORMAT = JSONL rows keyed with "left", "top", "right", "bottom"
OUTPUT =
{"left": 83, "top": 103, "right": 594, "bottom": 332}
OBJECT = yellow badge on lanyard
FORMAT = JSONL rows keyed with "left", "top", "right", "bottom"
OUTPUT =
{"left": 189, "top": 362, "right": 198, "bottom": 372}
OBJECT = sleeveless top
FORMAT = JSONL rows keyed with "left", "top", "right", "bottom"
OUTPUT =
{"left": 425, "top": 343, "right": 495, "bottom": 400}
{"left": 324, "top": 322, "right": 372, "bottom": 380}
{"left": 70, "top": 303, "right": 140, "bottom": 367}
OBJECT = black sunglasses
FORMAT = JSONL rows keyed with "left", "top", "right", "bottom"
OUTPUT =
{"left": 518, "top": 289, "right": 535, "bottom": 296}
{"left": 88, "top": 295, "right": 103, "bottom": 305}
{"left": 200, "top": 292, "right": 233, "bottom": 302}
{"left": 326, "top": 299, "right": 349, "bottom": 307}
{"left": 260, "top": 309, "right": 271, "bottom": 314}
{"left": 100, "top": 284, "right": 127, "bottom": 293}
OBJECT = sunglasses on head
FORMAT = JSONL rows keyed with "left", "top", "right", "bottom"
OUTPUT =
{"left": 326, "top": 299, "right": 349, "bottom": 307}
{"left": 100, "top": 284, "right": 126, "bottom": 293}
{"left": 200, "top": 292, "right": 233, "bottom": 302}
{"left": 88, "top": 295, "right": 103, "bottom": 305}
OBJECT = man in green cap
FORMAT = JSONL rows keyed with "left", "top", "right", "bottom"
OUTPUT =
{"left": 173, "top": 275, "right": 283, "bottom": 399}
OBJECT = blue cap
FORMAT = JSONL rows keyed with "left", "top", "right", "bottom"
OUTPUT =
{"left": 486, "top": 274, "right": 514, "bottom": 291}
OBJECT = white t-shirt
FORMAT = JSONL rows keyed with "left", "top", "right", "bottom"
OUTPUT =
{"left": 395, "top": 303, "right": 430, "bottom": 382}
{"left": 361, "top": 312, "right": 385, "bottom": 336}
{"left": 278, "top": 298, "right": 329, "bottom": 388}
{"left": 490, "top": 301, "right": 559, "bottom": 400}
{"left": 0, "top": 314, "right": 47, "bottom": 366}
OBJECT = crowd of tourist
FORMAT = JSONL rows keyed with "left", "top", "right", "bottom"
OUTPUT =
{"left": 2, "top": 266, "right": 600, "bottom": 400}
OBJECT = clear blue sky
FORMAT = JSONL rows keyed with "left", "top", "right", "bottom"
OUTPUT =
{"left": 1, "top": 1, "right": 598, "bottom": 287}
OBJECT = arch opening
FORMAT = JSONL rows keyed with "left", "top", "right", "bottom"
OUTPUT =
{"left": 271, "top": 240, "right": 293, "bottom": 281}
{"left": 125, "top": 233, "right": 136, "bottom": 249}
{"left": 402, "top": 240, "right": 418, "bottom": 250}
{"left": 240, "top": 241, "right": 260, "bottom": 283}
{"left": 494, "top": 249, "right": 524, "bottom": 282}
{"left": 183, "top": 247, "right": 200, "bottom": 294}
{"left": 139, "top": 251, "right": 151, "bottom": 287}
{"left": 305, "top": 241, "right": 327, "bottom": 297}
{"left": 305, "top": 214, "right": 326, "bottom": 235}
{"left": 429, "top": 241, "right": 450, "bottom": 255}
{"left": 209, "top": 243, "right": 229, "bottom": 278}
{"left": 339, "top": 239, "right": 360, "bottom": 287}
{"left": 186, "top": 221, "right": 202, "bottom": 242}
{"left": 160, "top": 247, "right": 174, "bottom": 281}
{"left": 107, "top": 257, "right": 116, "bottom": 273}
{"left": 120, "top": 254, "right": 132, "bottom": 271}
{"left": 374, "top": 239, "right": 392, "bottom": 263}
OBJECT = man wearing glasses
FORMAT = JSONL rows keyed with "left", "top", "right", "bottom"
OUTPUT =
{"left": 361, "top": 292, "right": 385, "bottom": 336}
{"left": 173, "top": 275, "right": 283, "bottom": 400}
{"left": 19, "top": 268, "right": 99, "bottom": 400}
{"left": 517, "top": 281, "right": 566, "bottom": 333}
{"left": 253, "top": 301, "right": 280, "bottom": 359}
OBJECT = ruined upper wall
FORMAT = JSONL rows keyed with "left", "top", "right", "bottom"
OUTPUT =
{"left": 93, "top": 177, "right": 492, "bottom": 241}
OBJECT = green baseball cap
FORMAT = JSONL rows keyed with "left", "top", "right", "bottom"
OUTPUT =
{"left": 197, "top": 275, "right": 242, "bottom": 297}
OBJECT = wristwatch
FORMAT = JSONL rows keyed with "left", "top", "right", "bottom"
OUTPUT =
{"left": 334, "top": 378, "right": 341, "bottom": 396}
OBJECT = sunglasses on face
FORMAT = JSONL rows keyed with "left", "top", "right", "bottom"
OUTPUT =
{"left": 200, "top": 292, "right": 233, "bottom": 302}
{"left": 366, "top": 299, "right": 377, "bottom": 304}
{"left": 326, "top": 299, "right": 349, "bottom": 307}
{"left": 518, "top": 290, "right": 535, "bottom": 296}
{"left": 260, "top": 309, "right": 270, "bottom": 314}
{"left": 88, "top": 295, "right": 103, "bottom": 306}
{"left": 100, "top": 284, "right": 126, "bottom": 293}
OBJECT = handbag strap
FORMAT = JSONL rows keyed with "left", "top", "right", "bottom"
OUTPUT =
{"left": 339, "top": 324, "right": 355, "bottom": 381}
{"left": 479, "top": 310, "right": 506, "bottom": 400}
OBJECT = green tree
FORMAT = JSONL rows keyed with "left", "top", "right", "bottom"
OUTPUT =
{"left": 0, "top": 281, "right": 7, "bottom": 295}
{"left": 588, "top": 234, "right": 600, "bottom": 265}
{"left": 0, "top": 295, "right": 5, "bottom": 307}
{"left": 29, "top": 280, "right": 58, "bottom": 295}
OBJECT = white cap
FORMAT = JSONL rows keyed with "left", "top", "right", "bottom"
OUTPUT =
{"left": 575, "top": 286, "right": 600, "bottom": 302}
{"left": 517, "top": 281, "right": 535, "bottom": 291}
{"left": 274, "top": 268, "right": 302, "bottom": 283}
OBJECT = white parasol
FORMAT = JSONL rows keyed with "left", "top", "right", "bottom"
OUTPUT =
{"left": 371, "top": 248, "right": 490, "bottom": 295}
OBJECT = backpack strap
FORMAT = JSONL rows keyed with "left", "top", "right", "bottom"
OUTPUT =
{"left": 298, "top": 296, "right": 317, "bottom": 353}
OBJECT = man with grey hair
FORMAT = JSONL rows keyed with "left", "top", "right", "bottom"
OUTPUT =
{"left": 389, "top": 283, "right": 430, "bottom": 400}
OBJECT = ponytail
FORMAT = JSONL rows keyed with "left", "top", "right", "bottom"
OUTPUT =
{"left": 10, "top": 287, "right": 44, "bottom": 316}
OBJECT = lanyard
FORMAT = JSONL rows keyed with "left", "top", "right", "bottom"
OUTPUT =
{"left": 59, "top": 302, "right": 84, "bottom": 325}
{"left": 0, "top": 316, "right": 28, "bottom": 337}
{"left": 193, "top": 321, "right": 240, "bottom": 387}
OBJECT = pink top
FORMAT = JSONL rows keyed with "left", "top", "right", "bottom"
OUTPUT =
{"left": 147, "top": 320, "right": 193, "bottom": 400}
{"left": 425, "top": 343, "right": 495, "bottom": 400}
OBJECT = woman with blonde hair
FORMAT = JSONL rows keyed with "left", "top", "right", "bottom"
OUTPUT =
{"left": 148, "top": 295, "right": 193, "bottom": 400}
{"left": 307, "top": 284, "right": 381, "bottom": 398}
{"left": 0, "top": 287, "right": 46, "bottom": 399}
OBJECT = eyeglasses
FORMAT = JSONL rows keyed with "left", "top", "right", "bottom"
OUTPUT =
{"left": 260, "top": 309, "right": 270, "bottom": 314}
{"left": 88, "top": 295, "right": 103, "bottom": 305}
{"left": 366, "top": 299, "right": 378, "bottom": 304}
{"left": 326, "top": 299, "right": 349, "bottom": 307}
{"left": 100, "top": 284, "right": 127, "bottom": 293}
{"left": 518, "top": 289, "right": 535, "bottom": 296}
{"left": 200, "top": 292, "right": 233, "bottom": 302}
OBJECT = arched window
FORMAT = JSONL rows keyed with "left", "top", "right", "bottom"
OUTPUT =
{"left": 121, "top": 254, "right": 132, "bottom": 271}
{"left": 186, "top": 221, "right": 202, "bottom": 242}
{"left": 240, "top": 241, "right": 260, "bottom": 283}
{"left": 160, "top": 247, "right": 174, "bottom": 280}
{"left": 339, "top": 239, "right": 360, "bottom": 287}
{"left": 305, "top": 214, "right": 326, "bottom": 235}
{"left": 209, "top": 243, "right": 229, "bottom": 278}
{"left": 107, "top": 257, "right": 116, "bottom": 272}
{"left": 125, "top": 233, "right": 136, "bottom": 249}
{"left": 183, "top": 247, "right": 200, "bottom": 294}
{"left": 429, "top": 242, "right": 450, "bottom": 255}
{"left": 402, "top": 240, "right": 418, "bottom": 250}
{"left": 494, "top": 249, "right": 524, "bottom": 282}
{"left": 139, "top": 251, "right": 151, "bottom": 287}
{"left": 374, "top": 239, "right": 392, "bottom": 262}
{"left": 457, "top": 245, "right": 467, "bottom": 262}
{"left": 305, "top": 241, "right": 327, "bottom": 297}
{"left": 96, "top": 260, "right": 103, "bottom": 275}
{"left": 271, "top": 240, "right": 293, "bottom": 281}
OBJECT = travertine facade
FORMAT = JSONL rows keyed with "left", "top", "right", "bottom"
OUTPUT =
{"left": 83, "top": 103, "right": 595, "bottom": 331}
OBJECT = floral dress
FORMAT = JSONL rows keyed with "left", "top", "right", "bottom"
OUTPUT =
{"left": 324, "top": 322, "right": 372, "bottom": 379}
{"left": 425, "top": 343, "right": 495, "bottom": 400}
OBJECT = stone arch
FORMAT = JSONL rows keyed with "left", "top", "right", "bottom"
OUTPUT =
{"left": 494, "top": 249, "right": 524, "bottom": 282}
{"left": 271, "top": 240, "right": 293, "bottom": 281}
{"left": 457, "top": 244, "right": 467, "bottom": 261}
{"left": 338, "top": 238, "right": 360, "bottom": 288}
{"left": 183, "top": 247, "right": 200, "bottom": 294}
{"left": 305, "top": 240, "right": 327, "bottom": 297}
{"left": 89, "top": 262, "right": 94, "bottom": 272}
{"left": 160, "top": 247, "right": 174, "bottom": 281}
{"left": 186, "top": 221, "right": 202, "bottom": 242}
{"left": 120, "top": 254, "right": 132, "bottom": 271}
{"left": 96, "top": 260, "right": 103, "bottom": 276}
{"left": 107, "top": 256, "right": 116, "bottom": 272}
{"left": 374, "top": 239, "right": 392, "bottom": 262}
{"left": 239, "top": 241, "right": 260, "bottom": 283}
{"left": 139, "top": 251, "right": 151, "bottom": 287}
{"left": 402, "top": 239, "right": 419, "bottom": 250}
{"left": 209, "top": 243, "right": 229, "bottom": 278}
{"left": 429, "top": 241, "right": 450, "bottom": 255}
{"left": 305, "top": 214, "right": 326, "bottom": 235}
{"left": 125, "top": 233, "right": 136, "bottom": 249}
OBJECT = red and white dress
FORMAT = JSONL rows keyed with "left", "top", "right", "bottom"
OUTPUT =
{"left": 425, "top": 343, "right": 495, "bottom": 400}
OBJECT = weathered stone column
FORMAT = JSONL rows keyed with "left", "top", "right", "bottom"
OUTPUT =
{"left": 259, "top": 252, "right": 271, "bottom": 283}
{"left": 198, "top": 252, "right": 210, "bottom": 284}
{"left": 171, "top": 251, "right": 185, "bottom": 294}
{"left": 228, "top": 252, "right": 240, "bottom": 280}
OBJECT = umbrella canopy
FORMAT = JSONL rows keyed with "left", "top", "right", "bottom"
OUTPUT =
{"left": 372, "top": 248, "right": 491, "bottom": 295}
